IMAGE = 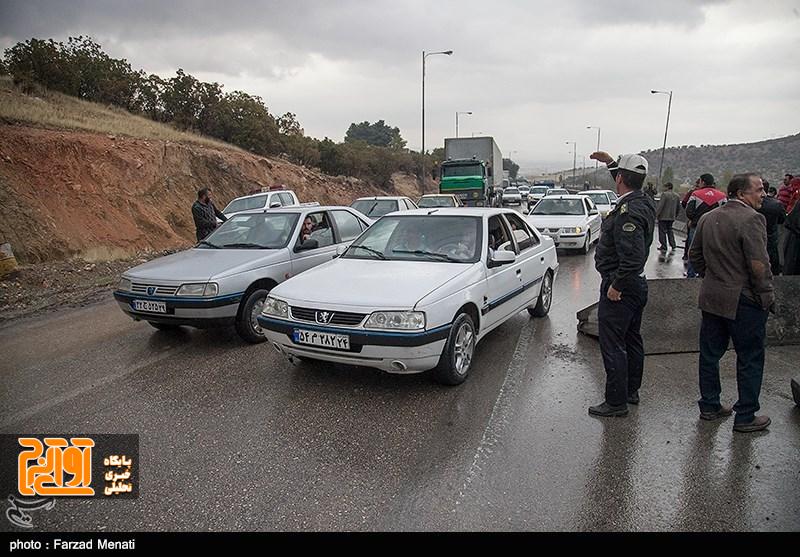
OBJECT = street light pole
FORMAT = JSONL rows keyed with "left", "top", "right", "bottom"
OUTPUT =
{"left": 421, "top": 49, "right": 453, "bottom": 195}
{"left": 455, "top": 111, "right": 472, "bottom": 138}
{"left": 651, "top": 89, "right": 673, "bottom": 191}
{"left": 566, "top": 141, "right": 576, "bottom": 188}
{"left": 587, "top": 125, "right": 601, "bottom": 188}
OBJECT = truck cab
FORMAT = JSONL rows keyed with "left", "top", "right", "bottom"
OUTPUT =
{"left": 439, "top": 158, "right": 491, "bottom": 207}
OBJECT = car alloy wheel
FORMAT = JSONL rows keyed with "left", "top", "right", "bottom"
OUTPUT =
{"left": 250, "top": 297, "right": 265, "bottom": 334}
{"left": 453, "top": 321, "right": 475, "bottom": 376}
{"left": 529, "top": 271, "right": 553, "bottom": 317}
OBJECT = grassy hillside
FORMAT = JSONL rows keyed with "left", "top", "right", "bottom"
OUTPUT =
{"left": 0, "top": 76, "right": 235, "bottom": 150}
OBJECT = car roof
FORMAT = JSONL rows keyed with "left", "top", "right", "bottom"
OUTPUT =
{"left": 228, "top": 190, "right": 294, "bottom": 201}
{"left": 353, "top": 196, "right": 408, "bottom": 201}
{"left": 231, "top": 205, "right": 361, "bottom": 216}
{"left": 536, "top": 194, "right": 587, "bottom": 201}
{"left": 419, "top": 194, "right": 455, "bottom": 198}
{"left": 578, "top": 190, "right": 614, "bottom": 195}
{"left": 385, "top": 208, "right": 521, "bottom": 218}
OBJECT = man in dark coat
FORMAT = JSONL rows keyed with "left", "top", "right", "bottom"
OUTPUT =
{"left": 192, "top": 187, "right": 227, "bottom": 242}
{"left": 655, "top": 182, "right": 680, "bottom": 251}
{"left": 689, "top": 173, "right": 774, "bottom": 433}
{"left": 756, "top": 185, "right": 786, "bottom": 275}
{"left": 587, "top": 152, "right": 656, "bottom": 417}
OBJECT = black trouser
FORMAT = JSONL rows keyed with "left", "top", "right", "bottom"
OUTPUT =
{"left": 658, "top": 220, "right": 676, "bottom": 249}
{"left": 598, "top": 276, "right": 648, "bottom": 406}
{"left": 698, "top": 295, "right": 768, "bottom": 424}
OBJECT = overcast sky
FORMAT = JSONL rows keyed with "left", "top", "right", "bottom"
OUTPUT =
{"left": 1, "top": 0, "right": 799, "bottom": 172}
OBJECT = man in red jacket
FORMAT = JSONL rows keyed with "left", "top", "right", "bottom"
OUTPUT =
{"left": 777, "top": 174, "right": 795, "bottom": 209}
{"left": 685, "top": 173, "right": 727, "bottom": 277}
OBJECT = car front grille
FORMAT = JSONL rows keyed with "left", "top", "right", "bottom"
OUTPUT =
{"left": 131, "top": 283, "right": 179, "bottom": 296}
{"left": 548, "top": 228, "right": 561, "bottom": 233}
{"left": 290, "top": 306, "right": 367, "bottom": 326}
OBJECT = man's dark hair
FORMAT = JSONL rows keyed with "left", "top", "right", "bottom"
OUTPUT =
{"left": 699, "top": 173, "right": 715, "bottom": 186}
{"left": 197, "top": 187, "right": 211, "bottom": 199}
{"left": 786, "top": 174, "right": 793, "bottom": 179}
{"left": 616, "top": 168, "right": 645, "bottom": 190}
{"left": 768, "top": 186, "right": 778, "bottom": 196}
{"left": 727, "top": 173, "right": 760, "bottom": 198}
{"left": 663, "top": 182, "right": 673, "bottom": 190}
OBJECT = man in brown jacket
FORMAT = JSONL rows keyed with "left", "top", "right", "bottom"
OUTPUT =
{"left": 689, "top": 173, "right": 774, "bottom": 432}
{"left": 655, "top": 182, "right": 680, "bottom": 251}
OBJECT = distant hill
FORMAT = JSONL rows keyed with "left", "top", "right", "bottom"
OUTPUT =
{"left": 541, "top": 133, "right": 800, "bottom": 189}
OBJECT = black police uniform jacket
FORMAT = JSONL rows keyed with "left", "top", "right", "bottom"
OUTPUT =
{"left": 594, "top": 189, "right": 656, "bottom": 292}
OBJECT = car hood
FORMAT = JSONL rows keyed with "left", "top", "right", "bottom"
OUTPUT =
{"left": 525, "top": 214, "right": 587, "bottom": 228}
{"left": 123, "top": 248, "right": 287, "bottom": 282}
{"left": 272, "top": 259, "right": 474, "bottom": 309}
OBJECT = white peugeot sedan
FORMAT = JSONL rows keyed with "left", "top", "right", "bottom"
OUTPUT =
{"left": 577, "top": 189, "right": 617, "bottom": 219}
{"left": 502, "top": 187, "right": 522, "bottom": 205}
{"left": 258, "top": 209, "right": 559, "bottom": 385}
{"left": 526, "top": 195, "right": 601, "bottom": 253}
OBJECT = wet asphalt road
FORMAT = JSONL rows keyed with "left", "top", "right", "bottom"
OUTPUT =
{"left": 1, "top": 226, "right": 799, "bottom": 531}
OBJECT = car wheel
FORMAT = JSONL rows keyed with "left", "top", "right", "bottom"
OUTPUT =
{"left": 235, "top": 288, "right": 270, "bottom": 344}
{"left": 148, "top": 322, "right": 180, "bottom": 331}
{"left": 528, "top": 270, "right": 553, "bottom": 317}
{"left": 433, "top": 312, "right": 476, "bottom": 386}
{"left": 581, "top": 231, "right": 591, "bottom": 254}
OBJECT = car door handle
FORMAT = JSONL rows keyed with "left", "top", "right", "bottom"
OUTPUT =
{"left": 540, "top": 256, "right": 545, "bottom": 262}
{"left": 516, "top": 269, "right": 522, "bottom": 275}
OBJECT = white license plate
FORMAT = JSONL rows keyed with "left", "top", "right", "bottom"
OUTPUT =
{"left": 132, "top": 300, "right": 167, "bottom": 313}
{"left": 293, "top": 329, "right": 350, "bottom": 350}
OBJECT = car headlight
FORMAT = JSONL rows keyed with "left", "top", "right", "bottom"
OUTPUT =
{"left": 562, "top": 227, "right": 583, "bottom": 234}
{"left": 261, "top": 296, "right": 288, "bottom": 319}
{"left": 364, "top": 311, "right": 425, "bottom": 330}
{"left": 118, "top": 277, "right": 132, "bottom": 292}
{"left": 177, "top": 283, "right": 219, "bottom": 297}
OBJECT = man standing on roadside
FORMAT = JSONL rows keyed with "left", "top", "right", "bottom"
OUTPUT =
{"left": 656, "top": 182, "right": 680, "bottom": 252}
{"left": 689, "top": 173, "right": 773, "bottom": 433}
{"left": 685, "top": 174, "right": 727, "bottom": 277}
{"left": 587, "top": 152, "right": 656, "bottom": 417}
{"left": 192, "top": 187, "right": 227, "bottom": 242}
{"left": 757, "top": 180, "right": 786, "bottom": 276}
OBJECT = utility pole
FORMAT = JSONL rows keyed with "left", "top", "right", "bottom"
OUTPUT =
{"left": 421, "top": 49, "right": 453, "bottom": 195}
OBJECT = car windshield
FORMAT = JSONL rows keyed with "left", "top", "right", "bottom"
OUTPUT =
{"left": 222, "top": 195, "right": 267, "bottom": 214}
{"left": 441, "top": 164, "right": 483, "bottom": 178}
{"left": 350, "top": 199, "right": 400, "bottom": 217}
{"left": 546, "top": 189, "right": 568, "bottom": 196}
{"left": 343, "top": 215, "right": 481, "bottom": 263}
{"left": 418, "top": 196, "right": 456, "bottom": 208}
{"left": 505, "top": 188, "right": 519, "bottom": 194}
{"left": 531, "top": 199, "right": 586, "bottom": 216}
{"left": 581, "top": 192, "right": 609, "bottom": 205}
{"left": 201, "top": 212, "right": 300, "bottom": 249}
{"left": 531, "top": 187, "right": 549, "bottom": 195}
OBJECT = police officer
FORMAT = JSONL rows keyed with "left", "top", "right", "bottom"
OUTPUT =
{"left": 587, "top": 152, "right": 656, "bottom": 417}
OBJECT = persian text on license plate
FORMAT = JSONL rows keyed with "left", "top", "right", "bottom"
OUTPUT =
{"left": 132, "top": 300, "right": 167, "bottom": 313}
{"left": 293, "top": 329, "right": 350, "bottom": 350}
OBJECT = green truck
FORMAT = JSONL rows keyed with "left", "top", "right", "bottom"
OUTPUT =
{"left": 439, "top": 137, "right": 503, "bottom": 207}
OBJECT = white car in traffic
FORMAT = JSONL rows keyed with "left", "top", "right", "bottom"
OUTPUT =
{"left": 526, "top": 195, "right": 601, "bottom": 253}
{"left": 578, "top": 190, "right": 617, "bottom": 219}
{"left": 258, "top": 208, "right": 559, "bottom": 385}
{"left": 502, "top": 187, "right": 522, "bottom": 205}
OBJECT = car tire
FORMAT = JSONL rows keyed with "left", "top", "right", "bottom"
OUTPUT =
{"left": 581, "top": 231, "right": 591, "bottom": 254}
{"left": 148, "top": 322, "right": 180, "bottom": 331}
{"left": 528, "top": 270, "right": 553, "bottom": 317}
{"left": 235, "top": 288, "right": 270, "bottom": 344}
{"left": 433, "top": 312, "right": 477, "bottom": 386}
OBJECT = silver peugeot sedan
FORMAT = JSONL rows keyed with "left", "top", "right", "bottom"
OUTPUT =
{"left": 113, "top": 205, "right": 372, "bottom": 343}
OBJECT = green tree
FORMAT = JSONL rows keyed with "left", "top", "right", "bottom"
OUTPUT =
{"left": 345, "top": 120, "right": 406, "bottom": 149}
{"left": 277, "top": 112, "right": 303, "bottom": 136}
{"left": 661, "top": 166, "right": 675, "bottom": 189}
{"left": 503, "top": 158, "right": 520, "bottom": 179}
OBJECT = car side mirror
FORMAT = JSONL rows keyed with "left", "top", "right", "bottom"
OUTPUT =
{"left": 335, "top": 244, "right": 348, "bottom": 257}
{"left": 488, "top": 249, "right": 516, "bottom": 268}
{"left": 590, "top": 209, "right": 599, "bottom": 215}
{"left": 295, "top": 238, "right": 319, "bottom": 251}
{"left": 269, "top": 201, "right": 281, "bottom": 208}
{"left": 610, "top": 200, "right": 617, "bottom": 206}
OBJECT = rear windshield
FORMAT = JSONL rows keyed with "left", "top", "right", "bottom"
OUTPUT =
{"left": 223, "top": 195, "right": 267, "bottom": 214}
{"left": 351, "top": 199, "right": 400, "bottom": 217}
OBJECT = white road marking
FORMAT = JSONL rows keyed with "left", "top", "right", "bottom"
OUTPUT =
{"left": 455, "top": 317, "right": 535, "bottom": 505}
